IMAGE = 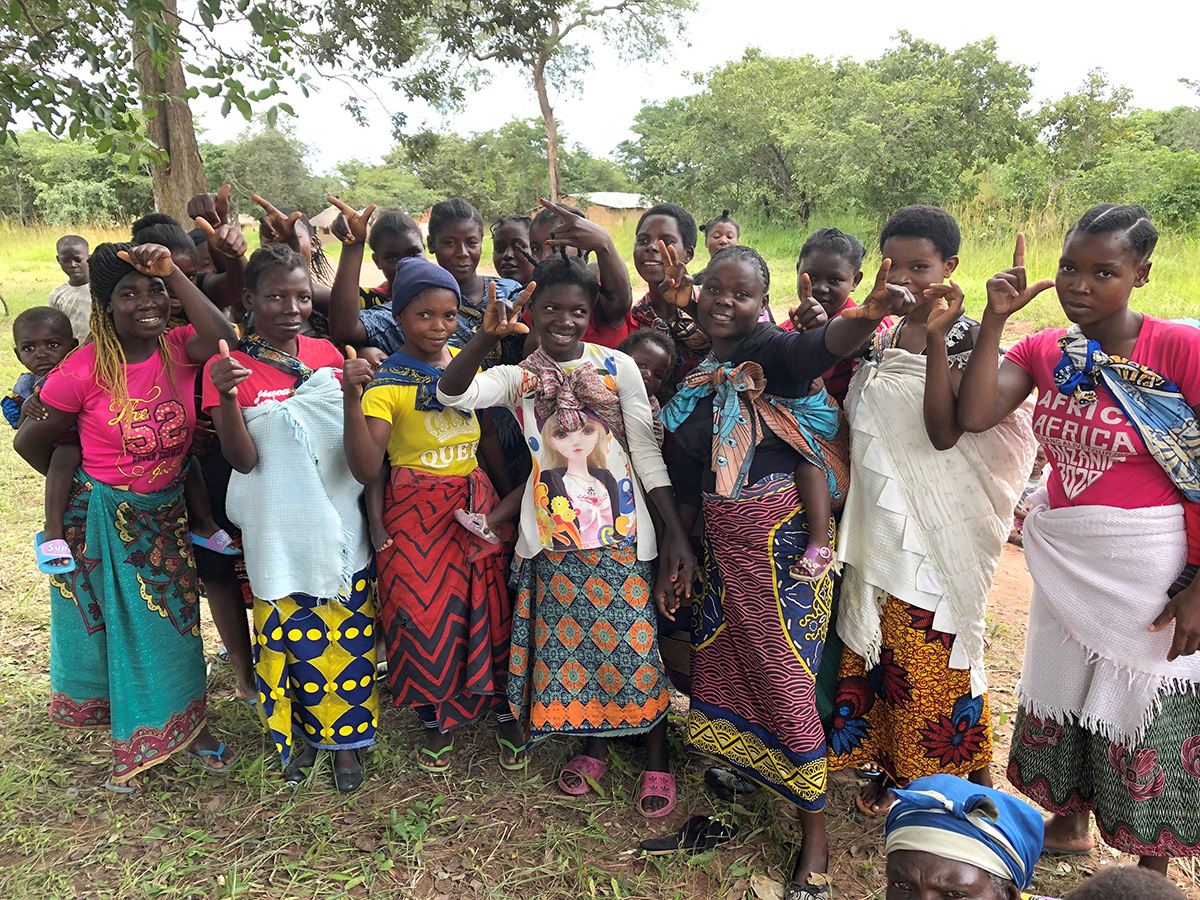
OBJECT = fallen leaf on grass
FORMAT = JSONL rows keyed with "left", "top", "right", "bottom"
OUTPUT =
{"left": 725, "top": 876, "right": 748, "bottom": 900}
{"left": 353, "top": 835, "right": 374, "bottom": 852}
{"left": 750, "top": 873, "right": 783, "bottom": 900}
{"left": 849, "top": 841, "right": 868, "bottom": 858}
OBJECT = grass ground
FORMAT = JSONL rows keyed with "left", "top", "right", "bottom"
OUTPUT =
{"left": 2, "top": 218, "right": 1199, "bottom": 899}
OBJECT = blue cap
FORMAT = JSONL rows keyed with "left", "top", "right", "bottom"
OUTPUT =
{"left": 391, "top": 256, "right": 461, "bottom": 314}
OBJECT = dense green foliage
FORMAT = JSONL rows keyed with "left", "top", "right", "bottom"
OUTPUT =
{"left": 618, "top": 35, "right": 1200, "bottom": 227}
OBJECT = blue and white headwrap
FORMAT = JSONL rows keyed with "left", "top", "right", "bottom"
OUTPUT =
{"left": 885, "top": 774, "right": 1044, "bottom": 890}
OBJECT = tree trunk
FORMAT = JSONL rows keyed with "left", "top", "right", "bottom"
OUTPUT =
{"left": 532, "top": 53, "right": 561, "bottom": 203}
{"left": 132, "top": 0, "right": 207, "bottom": 223}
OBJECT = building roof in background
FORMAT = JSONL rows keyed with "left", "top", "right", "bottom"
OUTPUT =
{"left": 308, "top": 205, "right": 341, "bottom": 229}
{"left": 578, "top": 191, "right": 648, "bottom": 210}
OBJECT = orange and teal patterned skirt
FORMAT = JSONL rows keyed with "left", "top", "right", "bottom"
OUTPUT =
{"left": 509, "top": 539, "right": 669, "bottom": 741}
{"left": 48, "top": 470, "right": 208, "bottom": 785}
{"left": 827, "top": 595, "right": 991, "bottom": 784}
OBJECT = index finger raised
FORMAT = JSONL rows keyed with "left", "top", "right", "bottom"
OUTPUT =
{"left": 1014, "top": 232, "right": 1026, "bottom": 270}
{"left": 327, "top": 195, "right": 356, "bottom": 216}
{"left": 871, "top": 258, "right": 892, "bottom": 295}
{"left": 800, "top": 272, "right": 812, "bottom": 301}
{"left": 250, "top": 193, "right": 280, "bottom": 216}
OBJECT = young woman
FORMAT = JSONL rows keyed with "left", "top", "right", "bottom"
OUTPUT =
{"left": 15, "top": 242, "right": 240, "bottom": 793}
{"left": 204, "top": 244, "right": 378, "bottom": 792}
{"left": 437, "top": 254, "right": 696, "bottom": 818}
{"left": 342, "top": 255, "right": 523, "bottom": 773}
{"left": 958, "top": 207, "right": 1200, "bottom": 871}
{"left": 661, "top": 243, "right": 914, "bottom": 900}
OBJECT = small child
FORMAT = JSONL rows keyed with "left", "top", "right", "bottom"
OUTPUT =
{"left": 700, "top": 209, "right": 740, "bottom": 258}
{"left": 361, "top": 209, "right": 425, "bottom": 309}
{"left": 617, "top": 328, "right": 674, "bottom": 448}
{"left": 1009, "top": 443, "right": 1048, "bottom": 546}
{"left": 48, "top": 235, "right": 91, "bottom": 343}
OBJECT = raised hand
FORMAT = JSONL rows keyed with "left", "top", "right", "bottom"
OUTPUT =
{"left": 327, "top": 195, "right": 376, "bottom": 246}
{"left": 539, "top": 198, "right": 608, "bottom": 254}
{"left": 342, "top": 345, "right": 375, "bottom": 398}
{"left": 194, "top": 216, "right": 248, "bottom": 261}
{"left": 187, "top": 184, "right": 232, "bottom": 228}
{"left": 210, "top": 339, "right": 250, "bottom": 398}
{"left": 841, "top": 259, "right": 917, "bottom": 321}
{"left": 252, "top": 193, "right": 303, "bottom": 244}
{"left": 985, "top": 233, "right": 1055, "bottom": 319}
{"left": 118, "top": 244, "right": 175, "bottom": 278}
{"left": 789, "top": 274, "right": 828, "bottom": 333}
{"left": 657, "top": 240, "right": 694, "bottom": 309}
{"left": 925, "top": 280, "right": 966, "bottom": 338}
{"left": 481, "top": 281, "right": 534, "bottom": 337}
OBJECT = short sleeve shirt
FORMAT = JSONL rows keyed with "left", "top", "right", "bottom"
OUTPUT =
{"left": 200, "top": 335, "right": 344, "bottom": 411}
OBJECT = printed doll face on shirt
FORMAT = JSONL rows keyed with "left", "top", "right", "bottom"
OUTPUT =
{"left": 529, "top": 283, "right": 593, "bottom": 361}
{"left": 430, "top": 219, "right": 483, "bottom": 285}
{"left": 372, "top": 230, "right": 424, "bottom": 288}
{"left": 547, "top": 418, "right": 601, "bottom": 465}
{"left": 879, "top": 235, "right": 958, "bottom": 303}
{"left": 108, "top": 271, "right": 171, "bottom": 343}
{"left": 1055, "top": 230, "right": 1151, "bottom": 328}
{"left": 244, "top": 264, "right": 312, "bottom": 349}
{"left": 492, "top": 221, "right": 535, "bottom": 284}
{"left": 704, "top": 222, "right": 739, "bottom": 257}
{"left": 14, "top": 320, "right": 76, "bottom": 377}
{"left": 398, "top": 287, "right": 459, "bottom": 364}
{"left": 696, "top": 255, "right": 769, "bottom": 344}
{"left": 798, "top": 249, "right": 863, "bottom": 319}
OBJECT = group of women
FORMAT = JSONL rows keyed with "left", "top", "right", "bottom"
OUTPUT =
{"left": 13, "top": 188, "right": 1200, "bottom": 900}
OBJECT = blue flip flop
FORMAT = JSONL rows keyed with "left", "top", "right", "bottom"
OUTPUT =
{"left": 184, "top": 741, "right": 239, "bottom": 774}
{"left": 189, "top": 529, "right": 242, "bottom": 556}
{"left": 35, "top": 532, "right": 75, "bottom": 574}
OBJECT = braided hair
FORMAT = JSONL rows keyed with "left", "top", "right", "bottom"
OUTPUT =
{"left": 87, "top": 242, "right": 178, "bottom": 426}
{"left": 799, "top": 227, "right": 867, "bottom": 270}
{"left": 529, "top": 250, "right": 600, "bottom": 306}
{"left": 1067, "top": 204, "right": 1159, "bottom": 262}
{"left": 700, "top": 209, "right": 740, "bottom": 239}
{"left": 707, "top": 244, "right": 771, "bottom": 292}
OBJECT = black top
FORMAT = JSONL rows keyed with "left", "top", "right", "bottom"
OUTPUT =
{"left": 670, "top": 323, "right": 840, "bottom": 499}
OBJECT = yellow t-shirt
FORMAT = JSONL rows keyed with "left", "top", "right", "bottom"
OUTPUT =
{"left": 360, "top": 350, "right": 481, "bottom": 477}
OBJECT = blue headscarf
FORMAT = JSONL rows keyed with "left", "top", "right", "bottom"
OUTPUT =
{"left": 885, "top": 774, "right": 1044, "bottom": 890}
{"left": 390, "top": 256, "right": 461, "bottom": 315}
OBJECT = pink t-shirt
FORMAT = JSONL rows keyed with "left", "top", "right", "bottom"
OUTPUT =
{"left": 1006, "top": 316, "right": 1200, "bottom": 510}
{"left": 200, "top": 335, "right": 344, "bottom": 411}
{"left": 40, "top": 326, "right": 199, "bottom": 493}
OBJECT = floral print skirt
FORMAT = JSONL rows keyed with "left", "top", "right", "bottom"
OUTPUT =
{"left": 1008, "top": 691, "right": 1200, "bottom": 857}
{"left": 827, "top": 595, "right": 991, "bottom": 783}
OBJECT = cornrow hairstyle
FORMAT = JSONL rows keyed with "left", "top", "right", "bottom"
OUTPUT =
{"left": 13, "top": 306, "right": 74, "bottom": 341}
{"left": 799, "top": 227, "right": 867, "bottom": 270}
{"left": 87, "top": 242, "right": 178, "bottom": 426}
{"left": 427, "top": 198, "right": 484, "bottom": 246}
{"left": 131, "top": 212, "right": 182, "bottom": 235}
{"left": 636, "top": 203, "right": 698, "bottom": 252}
{"left": 617, "top": 327, "right": 675, "bottom": 361}
{"left": 492, "top": 214, "right": 538, "bottom": 268}
{"left": 529, "top": 253, "right": 600, "bottom": 307}
{"left": 132, "top": 221, "right": 196, "bottom": 259}
{"left": 368, "top": 208, "right": 422, "bottom": 253}
{"left": 708, "top": 244, "right": 770, "bottom": 292}
{"left": 1067, "top": 204, "right": 1159, "bottom": 262}
{"left": 244, "top": 244, "right": 309, "bottom": 294}
{"left": 879, "top": 204, "right": 961, "bottom": 260}
{"left": 701, "top": 208, "right": 740, "bottom": 237}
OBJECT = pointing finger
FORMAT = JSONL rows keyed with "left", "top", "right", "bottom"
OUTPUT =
{"left": 1014, "top": 232, "right": 1026, "bottom": 270}
{"left": 217, "top": 183, "right": 231, "bottom": 203}
{"left": 872, "top": 258, "right": 892, "bottom": 295}
{"left": 512, "top": 281, "right": 536, "bottom": 317}
{"left": 800, "top": 273, "right": 812, "bottom": 301}
{"left": 361, "top": 204, "right": 376, "bottom": 223}
{"left": 250, "top": 194, "right": 279, "bottom": 216}
{"left": 327, "top": 195, "right": 354, "bottom": 215}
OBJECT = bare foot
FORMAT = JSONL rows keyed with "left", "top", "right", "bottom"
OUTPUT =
{"left": 967, "top": 764, "right": 993, "bottom": 788}
{"left": 369, "top": 521, "right": 392, "bottom": 552}
{"left": 1042, "top": 811, "right": 1097, "bottom": 854}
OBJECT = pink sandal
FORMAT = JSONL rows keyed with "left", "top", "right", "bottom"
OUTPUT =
{"left": 557, "top": 754, "right": 608, "bottom": 796}
{"left": 454, "top": 509, "right": 500, "bottom": 545}
{"left": 637, "top": 770, "right": 677, "bottom": 819}
{"left": 790, "top": 545, "right": 833, "bottom": 584}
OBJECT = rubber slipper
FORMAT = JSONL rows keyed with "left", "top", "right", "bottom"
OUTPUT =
{"left": 640, "top": 815, "right": 739, "bottom": 855}
{"left": 785, "top": 853, "right": 832, "bottom": 900}
{"left": 497, "top": 735, "right": 528, "bottom": 771}
{"left": 190, "top": 529, "right": 242, "bottom": 555}
{"left": 454, "top": 509, "right": 500, "bottom": 545}
{"left": 557, "top": 753, "right": 608, "bottom": 796}
{"left": 184, "top": 741, "right": 239, "bottom": 774}
{"left": 104, "top": 777, "right": 139, "bottom": 795}
{"left": 636, "top": 770, "right": 677, "bottom": 819}
{"left": 34, "top": 532, "right": 75, "bottom": 574}
{"left": 215, "top": 644, "right": 231, "bottom": 665}
{"left": 416, "top": 742, "right": 455, "bottom": 774}
{"left": 705, "top": 766, "right": 760, "bottom": 802}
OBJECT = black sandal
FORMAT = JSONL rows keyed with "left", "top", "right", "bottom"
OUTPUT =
{"left": 854, "top": 770, "right": 895, "bottom": 817}
{"left": 705, "top": 766, "right": 760, "bottom": 802}
{"left": 639, "top": 815, "right": 739, "bottom": 855}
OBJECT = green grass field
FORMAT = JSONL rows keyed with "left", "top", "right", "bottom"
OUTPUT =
{"left": 1, "top": 216, "right": 1199, "bottom": 898}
